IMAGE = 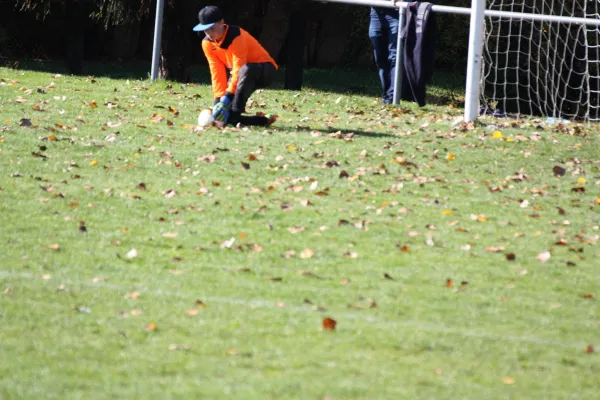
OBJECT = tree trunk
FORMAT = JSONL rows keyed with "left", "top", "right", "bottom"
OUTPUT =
{"left": 284, "top": 6, "right": 306, "bottom": 90}
{"left": 159, "top": 0, "right": 195, "bottom": 82}
{"left": 64, "top": 0, "right": 86, "bottom": 74}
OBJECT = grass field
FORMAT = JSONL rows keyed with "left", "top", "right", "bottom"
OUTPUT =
{"left": 1, "top": 64, "right": 599, "bottom": 399}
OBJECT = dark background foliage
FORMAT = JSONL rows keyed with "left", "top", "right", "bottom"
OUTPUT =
{"left": 0, "top": 0, "right": 472, "bottom": 77}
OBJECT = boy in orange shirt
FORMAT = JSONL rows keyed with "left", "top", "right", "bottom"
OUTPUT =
{"left": 193, "top": 6, "right": 278, "bottom": 127}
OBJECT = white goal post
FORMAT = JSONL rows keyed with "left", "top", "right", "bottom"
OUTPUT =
{"left": 312, "top": 0, "right": 600, "bottom": 122}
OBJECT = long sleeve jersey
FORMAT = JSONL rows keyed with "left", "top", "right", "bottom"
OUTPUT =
{"left": 201, "top": 25, "right": 278, "bottom": 99}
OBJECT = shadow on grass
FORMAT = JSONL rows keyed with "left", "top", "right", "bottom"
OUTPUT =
{"left": 275, "top": 122, "right": 398, "bottom": 139}
{"left": 1, "top": 58, "right": 464, "bottom": 106}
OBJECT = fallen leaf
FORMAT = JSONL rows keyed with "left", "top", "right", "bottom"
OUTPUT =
{"left": 124, "top": 291, "right": 140, "bottom": 299}
{"left": 144, "top": 322, "right": 157, "bottom": 331}
{"left": 446, "top": 279, "right": 453, "bottom": 288}
{"left": 536, "top": 251, "right": 551, "bottom": 263}
{"left": 241, "top": 161, "right": 250, "bottom": 170}
{"left": 168, "top": 344, "right": 190, "bottom": 351}
{"left": 185, "top": 309, "right": 199, "bottom": 316}
{"left": 195, "top": 300, "right": 207, "bottom": 308}
{"left": 170, "top": 269, "right": 185, "bottom": 275}
{"left": 220, "top": 237, "right": 235, "bottom": 249}
{"left": 300, "top": 248, "right": 315, "bottom": 259}
{"left": 585, "top": 345, "right": 595, "bottom": 353}
{"left": 162, "top": 232, "right": 179, "bottom": 238}
{"left": 48, "top": 243, "right": 60, "bottom": 250}
{"left": 288, "top": 226, "right": 305, "bottom": 234}
{"left": 505, "top": 253, "right": 516, "bottom": 261}
{"left": 583, "top": 293, "right": 595, "bottom": 299}
{"left": 322, "top": 317, "right": 337, "bottom": 331}
{"left": 502, "top": 377, "right": 515, "bottom": 385}
{"left": 227, "top": 348, "right": 239, "bottom": 356}
{"left": 126, "top": 248, "right": 138, "bottom": 259}
{"left": 485, "top": 246, "right": 505, "bottom": 252}
{"left": 446, "top": 153, "right": 456, "bottom": 160}
{"left": 553, "top": 166, "right": 566, "bottom": 176}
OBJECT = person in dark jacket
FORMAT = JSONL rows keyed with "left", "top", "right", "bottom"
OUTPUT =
{"left": 369, "top": 0, "right": 400, "bottom": 105}
{"left": 193, "top": 5, "right": 278, "bottom": 127}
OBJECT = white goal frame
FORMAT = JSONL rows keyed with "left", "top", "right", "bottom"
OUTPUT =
{"left": 310, "top": 0, "right": 600, "bottom": 122}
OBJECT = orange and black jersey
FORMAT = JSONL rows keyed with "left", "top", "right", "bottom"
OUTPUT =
{"left": 202, "top": 25, "right": 278, "bottom": 99}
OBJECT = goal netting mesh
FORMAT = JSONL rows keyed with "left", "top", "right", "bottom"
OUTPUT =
{"left": 481, "top": 0, "right": 600, "bottom": 122}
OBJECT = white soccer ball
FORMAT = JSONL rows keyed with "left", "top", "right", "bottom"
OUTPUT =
{"left": 197, "top": 109, "right": 215, "bottom": 127}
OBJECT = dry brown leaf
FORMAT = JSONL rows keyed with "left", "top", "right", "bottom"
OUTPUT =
{"left": 195, "top": 300, "right": 207, "bottom": 308}
{"left": 553, "top": 166, "right": 566, "bottom": 176}
{"left": 585, "top": 345, "right": 595, "bottom": 353}
{"left": 322, "top": 317, "right": 337, "bottom": 331}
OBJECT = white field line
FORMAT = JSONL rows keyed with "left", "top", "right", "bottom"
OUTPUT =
{"left": 0, "top": 270, "right": 592, "bottom": 350}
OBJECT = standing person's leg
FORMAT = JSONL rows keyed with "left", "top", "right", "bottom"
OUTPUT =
{"left": 384, "top": 9, "right": 399, "bottom": 104}
{"left": 369, "top": 7, "right": 391, "bottom": 104}
{"left": 229, "top": 62, "right": 277, "bottom": 126}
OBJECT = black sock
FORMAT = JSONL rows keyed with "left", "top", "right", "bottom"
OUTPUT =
{"left": 229, "top": 111, "right": 269, "bottom": 126}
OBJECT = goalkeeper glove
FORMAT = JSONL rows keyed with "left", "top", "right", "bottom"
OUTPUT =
{"left": 212, "top": 93, "right": 233, "bottom": 124}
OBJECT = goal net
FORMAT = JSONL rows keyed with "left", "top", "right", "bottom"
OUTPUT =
{"left": 481, "top": 0, "right": 600, "bottom": 122}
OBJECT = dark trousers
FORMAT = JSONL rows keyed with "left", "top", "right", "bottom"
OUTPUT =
{"left": 232, "top": 62, "right": 276, "bottom": 112}
{"left": 369, "top": 7, "right": 399, "bottom": 104}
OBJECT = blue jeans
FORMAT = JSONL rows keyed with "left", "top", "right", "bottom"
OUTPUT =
{"left": 369, "top": 7, "right": 399, "bottom": 104}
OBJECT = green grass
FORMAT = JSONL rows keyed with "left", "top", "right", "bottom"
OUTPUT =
{"left": 1, "top": 65, "right": 599, "bottom": 400}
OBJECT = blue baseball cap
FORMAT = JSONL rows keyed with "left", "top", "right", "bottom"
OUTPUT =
{"left": 193, "top": 6, "right": 223, "bottom": 32}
